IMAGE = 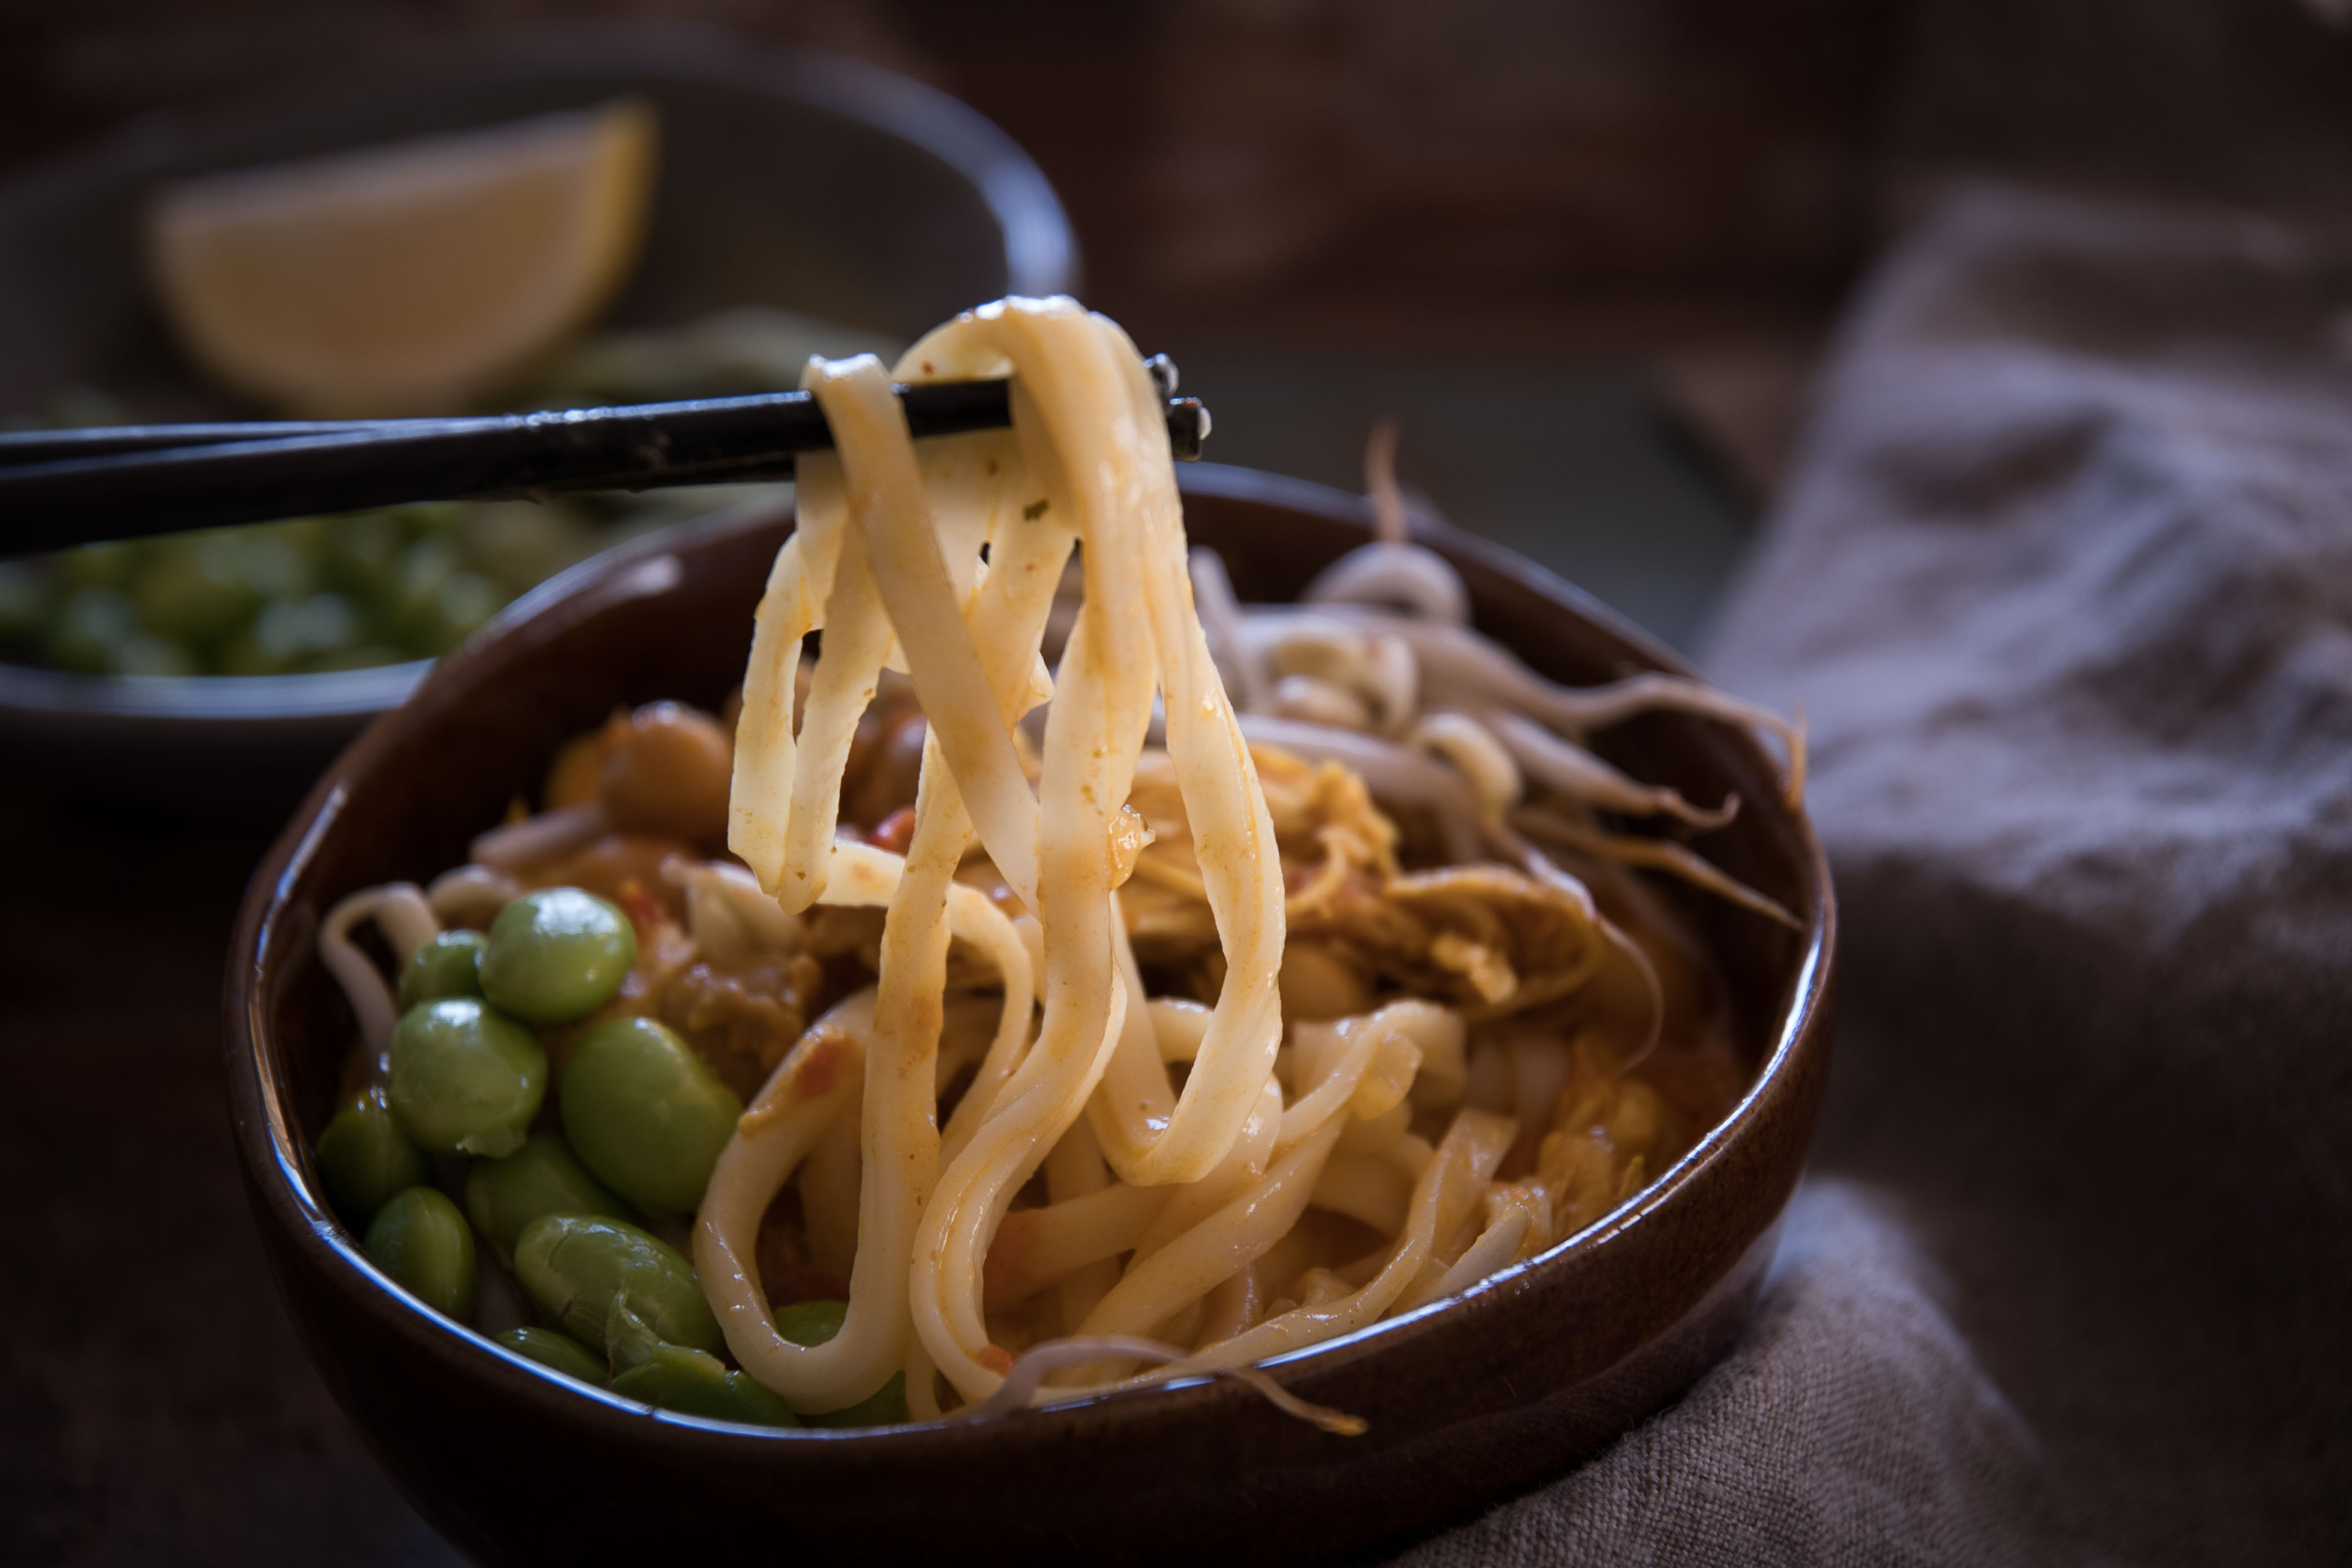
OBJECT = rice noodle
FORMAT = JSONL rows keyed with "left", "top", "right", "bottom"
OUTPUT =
{"left": 1186, "top": 1110, "right": 1513, "bottom": 1368}
{"left": 703, "top": 301, "right": 1288, "bottom": 1410}
{"left": 1188, "top": 549, "right": 1267, "bottom": 714}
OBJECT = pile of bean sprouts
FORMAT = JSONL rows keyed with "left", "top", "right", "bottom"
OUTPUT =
{"left": 1191, "top": 415, "right": 1805, "bottom": 930}
{"left": 319, "top": 297, "right": 1804, "bottom": 1427}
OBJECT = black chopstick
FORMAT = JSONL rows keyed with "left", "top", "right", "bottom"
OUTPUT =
{"left": 0, "top": 376, "right": 1210, "bottom": 556}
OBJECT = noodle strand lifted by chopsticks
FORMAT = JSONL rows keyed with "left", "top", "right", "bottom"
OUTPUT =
{"left": 700, "top": 300, "right": 1287, "bottom": 1410}
{"left": 673, "top": 296, "right": 1798, "bottom": 1424}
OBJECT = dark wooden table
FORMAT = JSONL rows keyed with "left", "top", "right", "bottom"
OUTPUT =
{"left": 0, "top": 783, "right": 464, "bottom": 1567}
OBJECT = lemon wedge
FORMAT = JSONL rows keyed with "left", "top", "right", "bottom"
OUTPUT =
{"left": 148, "top": 100, "right": 658, "bottom": 416}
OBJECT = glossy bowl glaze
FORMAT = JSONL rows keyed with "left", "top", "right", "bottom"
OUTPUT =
{"left": 224, "top": 462, "right": 1834, "bottom": 1566}
{"left": 1, "top": 21, "right": 1075, "bottom": 814}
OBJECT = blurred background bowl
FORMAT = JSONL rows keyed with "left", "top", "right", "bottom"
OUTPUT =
{"left": 0, "top": 21, "right": 1075, "bottom": 816}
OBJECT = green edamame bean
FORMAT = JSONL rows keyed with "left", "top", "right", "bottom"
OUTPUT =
{"left": 604, "top": 1291, "right": 667, "bottom": 1372}
{"left": 464, "top": 1130, "right": 631, "bottom": 1262}
{"left": 773, "top": 1299, "right": 908, "bottom": 1427}
{"left": 45, "top": 587, "right": 138, "bottom": 674}
{"left": 560, "top": 1016, "right": 742, "bottom": 1215}
{"left": 398, "top": 929, "right": 486, "bottom": 1010}
{"left": 55, "top": 537, "right": 139, "bottom": 591}
{"left": 494, "top": 1326, "right": 608, "bottom": 1386}
{"left": 511, "top": 1214, "right": 722, "bottom": 1356}
{"left": 809, "top": 1373, "right": 907, "bottom": 1429}
{"left": 478, "top": 888, "right": 635, "bottom": 1023}
{"left": 773, "top": 1298, "right": 849, "bottom": 1347}
{"left": 610, "top": 1344, "right": 799, "bottom": 1427}
{"left": 363, "top": 1186, "right": 477, "bottom": 1320}
{"left": 134, "top": 533, "right": 261, "bottom": 646}
{"left": 315, "top": 1085, "right": 430, "bottom": 1223}
{"left": 386, "top": 997, "right": 546, "bottom": 1158}
{"left": 600, "top": 1289, "right": 799, "bottom": 1423}
{"left": 605, "top": 1300, "right": 791, "bottom": 1428}
{"left": 0, "top": 561, "right": 46, "bottom": 640}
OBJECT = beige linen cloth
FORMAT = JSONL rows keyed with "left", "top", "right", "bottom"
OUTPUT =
{"left": 1401, "top": 184, "right": 2352, "bottom": 1565}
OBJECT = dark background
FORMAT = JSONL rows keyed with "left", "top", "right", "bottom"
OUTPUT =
{"left": 2, "top": 3, "right": 2348, "bottom": 1562}
{"left": 2, "top": 0, "right": 1912, "bottom": 362}
{"left": 10, "top": 0, "right": 2351, "bottom": 635}
{"left": 11, "top": 0, "right": 2352, "bottom": 341}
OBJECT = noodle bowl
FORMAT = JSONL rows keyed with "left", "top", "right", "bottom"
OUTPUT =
{"left": 308, "top": 297, "right": 1803, "bottom": 1431}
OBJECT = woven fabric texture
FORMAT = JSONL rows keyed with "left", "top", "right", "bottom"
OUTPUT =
{"left": 1400, "top": 182, "right": 2352, "bottom": 1567}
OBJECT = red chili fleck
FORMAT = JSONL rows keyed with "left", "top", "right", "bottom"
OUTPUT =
{"left": 794, "top": 1036, "right": 839, "bottom": 1098}
{"left": 867, "top": 807, "right": 917, "bottom": 856}
{"left": 616, "top": 877, "right": 666, "bottom": 933}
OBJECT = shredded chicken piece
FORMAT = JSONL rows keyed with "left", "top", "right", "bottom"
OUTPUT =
{"left": 1535, "top": 1035, "right": 1682, "bottom": 1239}
{"left": 658, "top": 952, "right": 828, "bottom": 1101}
{"left": 537, "top": 873, "right": 837, "bottom": 1102}
{"left": 1123, "top": 741, "right": 1606, "bottom": 1023}
{"left": 517, "top": 833, "right": 697, "bottom": 917}
{"left": 1121, "top": 742, "right": 1405, "bottom": 978}
{"left": 1296, "top": 863, "right": 1607, "bottom": 1022}
{"left": 609, "top": 881, "right": 700, "bottom": 1014}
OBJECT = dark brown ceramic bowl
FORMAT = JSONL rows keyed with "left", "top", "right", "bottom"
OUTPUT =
{"left": 224, "top": 462, "right": 1833, "bottom": 1567}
